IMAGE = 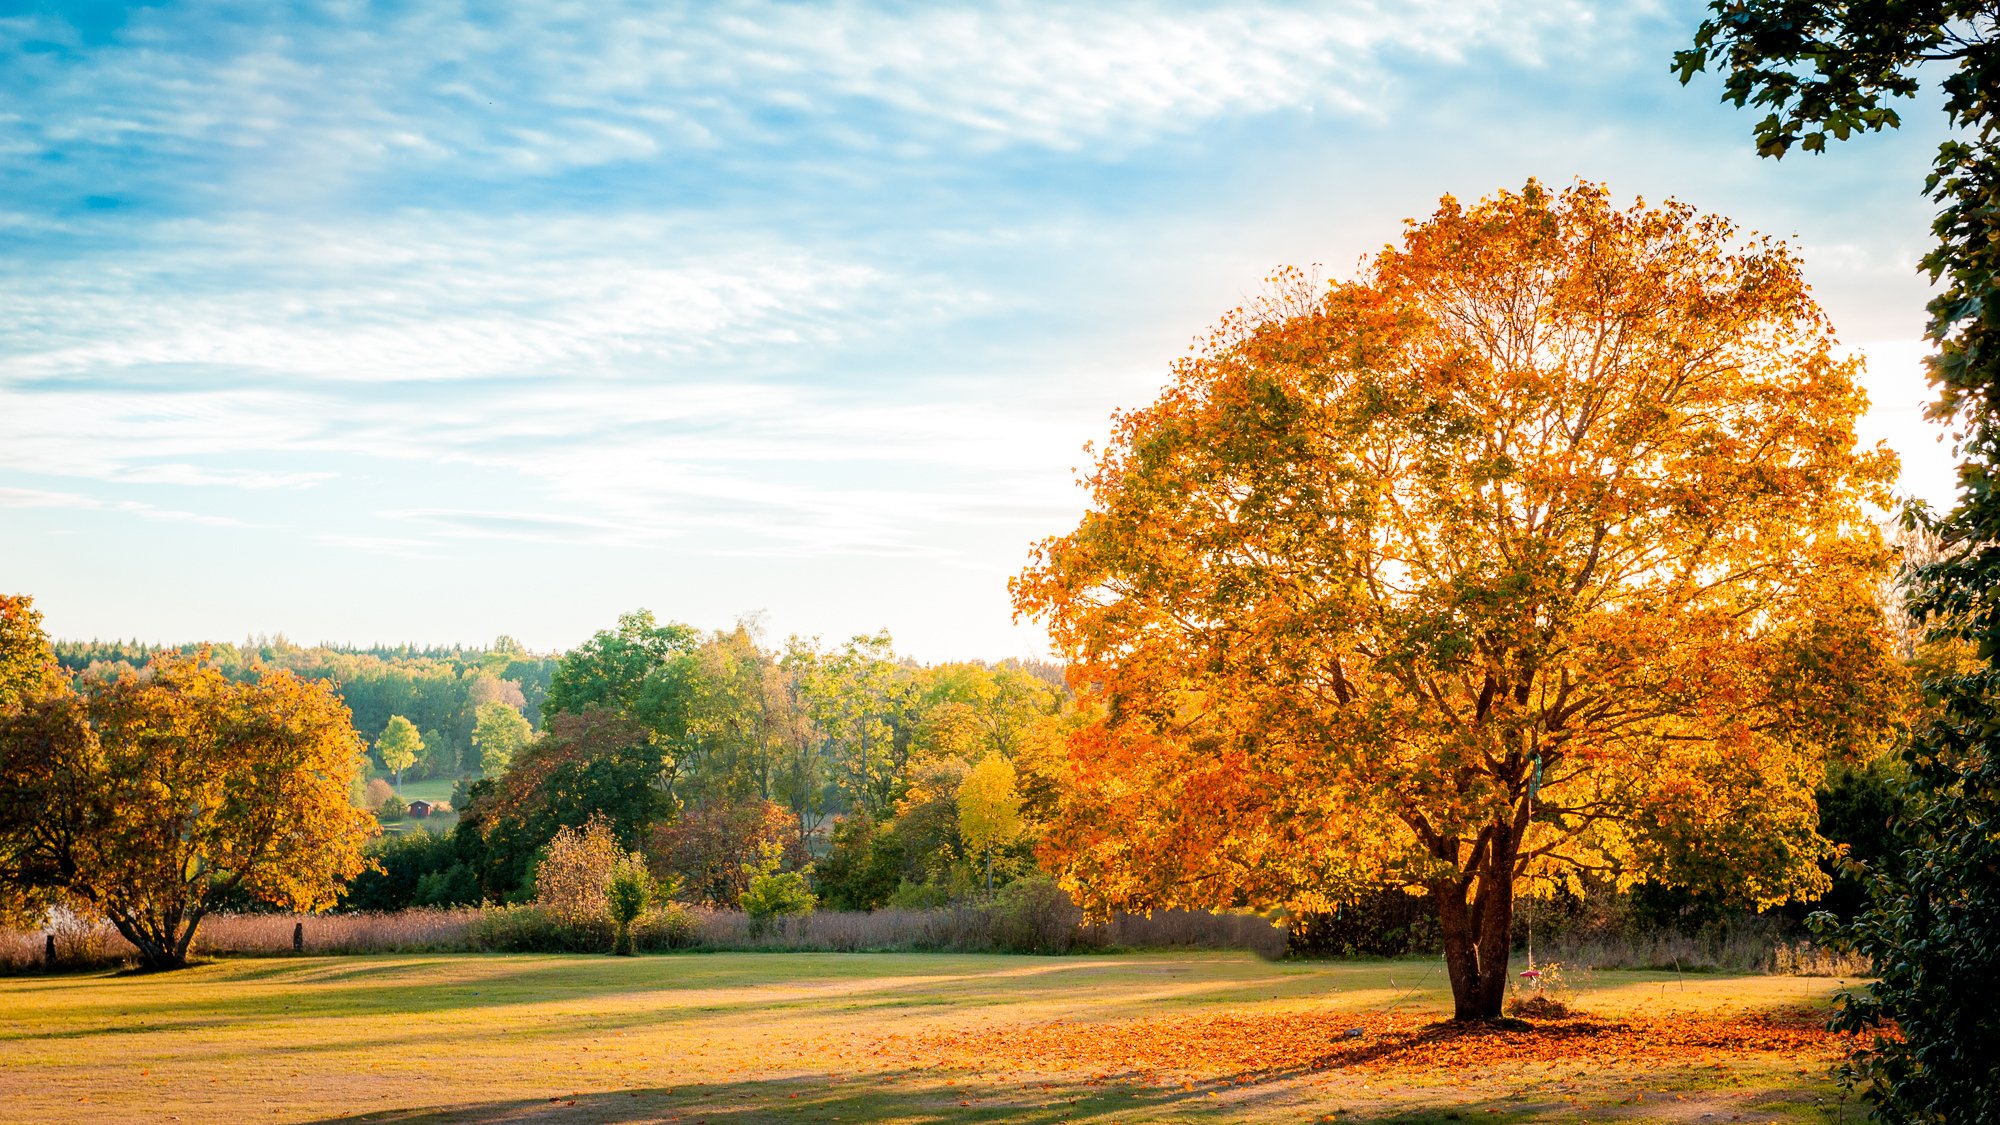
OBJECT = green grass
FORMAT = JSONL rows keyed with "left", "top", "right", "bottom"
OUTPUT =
{"left": 387, "top": 776, "right": 460, "bottom": 804}
{"left": 0, "top": 952, "right": 1863, "bottom": 1123}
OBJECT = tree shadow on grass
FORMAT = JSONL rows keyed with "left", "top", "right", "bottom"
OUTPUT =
{"left": 290, "top": 1068, "right": 1568, "bottom": 1125}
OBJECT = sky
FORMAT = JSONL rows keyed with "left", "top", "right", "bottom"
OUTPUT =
{"left": 0, "top": 0, "right": 1963, "bottom": 661}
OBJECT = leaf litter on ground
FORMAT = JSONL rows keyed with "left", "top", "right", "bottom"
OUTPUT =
{"left": 873, "top": 1007, "right": 1849, "bottom": 1083}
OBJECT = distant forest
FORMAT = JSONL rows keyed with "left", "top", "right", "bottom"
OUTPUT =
{"left": 53, "top": 636, "right": 560, "bottom": 782}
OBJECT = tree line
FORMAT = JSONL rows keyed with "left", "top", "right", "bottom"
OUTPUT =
{"left": 54, "top": 637, "right": 559, "bottom": 783}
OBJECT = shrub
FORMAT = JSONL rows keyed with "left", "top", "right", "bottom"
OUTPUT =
{"left": 362, "top": 778, "right": 395, "bottom": 811}
{"left": 739, "top": 841, "right": 815, "bottom": 936}
{"left": 607, "top": 854, "right": 653, "bottom": 956}
{"left": 534, "top": 816, "right": 619, "bottom": 924}
{"left": 986, "top": 876, "right": 1081, "bottom": 953}
{"left": 377, "top": 795, "right": 408, "bottom": 822}
{"left": 886, "top": 878, "right": 951, "bottom": 910}
{"left": 631, "top": 904, "right": 698, "bottom": 952}
{"left": 468, "top": 904, "right": 613, "bottom": 953}
{"left": 814, "top": 814, "right": 904, "bottom": 911}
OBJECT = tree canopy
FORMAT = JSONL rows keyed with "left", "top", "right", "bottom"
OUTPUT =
{"left": 0, "top": 641, "right": 375, "bottom": 968}
{"left": 1014, "top": 181, "right": 1903, "bottom": 1020}
{"left": 376, "top": 716, "right": 423, "bottom": 788}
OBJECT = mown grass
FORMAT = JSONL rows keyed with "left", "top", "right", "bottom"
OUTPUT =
{"left": 0, "top": 952, "right": 1865, "bottom": 1123}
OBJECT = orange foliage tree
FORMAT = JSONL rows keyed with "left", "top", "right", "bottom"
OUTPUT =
{"left": 0, "top": 628, "right": 376, "bottom": 969}
{"left": 1013, "top": 182, "right": 1904, "bottom": 1020}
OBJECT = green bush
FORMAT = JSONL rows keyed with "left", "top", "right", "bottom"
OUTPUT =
{"left": 607, "top": 855, "right": 653, "bottom": 956}
{"left": 631, "top": 905, "right": 699, "bottom": 952}
{"left": 813, "top": 815, "right": 904, "bottom": 911}
{"left": 339, "top": 831, "right": 461, "bottom": 911}
{"left": 468, "top": 904, "right": 613, "bottom": 953}
{"left": 886, "top": 878, "right": 951, "bottom": 910}
{"left": 740, "top": 842, "right": 816, "bottom": 937}
{"left": 377, "top": 795, "right": 408, "bottom": 822}
{"left": 984, "top": 876, "right": 1081, "bottom": 954}
{"left": 464, "top": 903, "right": 697, "bottom": 955}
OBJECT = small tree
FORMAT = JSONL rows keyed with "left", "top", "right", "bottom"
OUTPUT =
{"left": 957, "top": 755, "right": 1023, "bottom": 892}
{"left": 377, "top": 716, "right": 422, "bottom": 791}
{"left": 606, "top": 853, "right": 653, "bottom": 956}
{"left": 739, "top": 840, "right": 815, "bottom": 937}
{"left": 361, "top": 778, "right": 395, "bottom": 811}
{"left": 471, "top": 701, "right": 532, "bottom": 777}
{"left": 533, "top": 816, "right": 620, "bottom": 924}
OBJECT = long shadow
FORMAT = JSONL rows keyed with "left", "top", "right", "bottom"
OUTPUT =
{"left": 19, "top": 952, "right": 1374, "bottom": 1033}
{"left": 289, "top": 1069, "right": 1553, "bottom": 1124}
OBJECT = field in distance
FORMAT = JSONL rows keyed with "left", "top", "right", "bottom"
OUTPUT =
{"left": 1, "top": 952, "right": 1862, "bottom": 1123}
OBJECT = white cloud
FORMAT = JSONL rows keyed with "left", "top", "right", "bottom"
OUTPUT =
{"left": 1, "top": 0, "right": 1629, "bottom": 185}
{"left": 0, "top": 214, "right": 919, "bottom": 385}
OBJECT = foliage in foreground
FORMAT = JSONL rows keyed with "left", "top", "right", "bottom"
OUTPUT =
{"left": 1679, "top": 3, "right": 2000, "bottom": 1119}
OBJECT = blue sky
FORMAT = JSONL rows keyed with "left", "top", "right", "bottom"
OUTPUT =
{"left": 0, "top": 0, "right": 1959, "bottom": 660}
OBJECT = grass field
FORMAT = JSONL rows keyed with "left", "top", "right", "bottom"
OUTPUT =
{"left": 0, "top": 952, "right": 1865, "bottom": 1123}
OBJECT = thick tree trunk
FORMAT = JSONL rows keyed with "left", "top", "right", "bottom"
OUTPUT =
{"left": 108, "top": 908, "right": 200, "bottom": 971}
{"left": 1433, "top": 824, "right": 1519, "bottom": 1021}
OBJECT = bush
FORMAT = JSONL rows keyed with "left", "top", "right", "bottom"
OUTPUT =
{"left": 533, "top": 816, "right": 619, "bottom": 923}
{"left": 362, "top": 777, "right": 394, "bottom": 811}
{"left": 468, "top": 904, "right": 614, "bottom": 953}
{"left": 377, "top": 795, "right": 408, "bottom": 822}
{"left": 985, "top": 876, "right": 1081, "bottom": 953}
{"left": 814, "top": 815, "right": 904, "bottom": 911}
{"left": 739, "top": 841, "right": 816, "bottom": 936}
{"left": 607, "top": 855, "right": 653, "bottom": 956}
{"left": 631, "top": 905, "right": 699, "bottom": 952}
{"left": 886, "top": 878, "right": 952, "bottom": 910}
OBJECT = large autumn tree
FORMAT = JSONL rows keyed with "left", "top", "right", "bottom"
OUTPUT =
{"left": 1014, "top": 182, "right": 1903, "bottom": 1021}
{"left": 0, "top": 609, "right": 376, "bottom": 969}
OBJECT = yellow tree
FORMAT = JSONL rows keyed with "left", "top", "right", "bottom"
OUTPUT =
{"left": 957, "top": 754, "right": 1024, "bottom": 892}
{"left": 0, "top": 645, "right": 376, "bottom": 968}
{"left": 1013, "top": 181, "right": 1904, "bottom": 1021}
{"left": 0, "top": 595, "right": 63, "bottom": 712}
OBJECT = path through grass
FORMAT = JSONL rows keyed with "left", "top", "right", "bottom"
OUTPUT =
{"left": 0, "top": 952, "right": 1865, "bottom": 1122}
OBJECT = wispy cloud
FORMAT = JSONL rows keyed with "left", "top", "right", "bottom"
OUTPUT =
{"left": 0, "top": 214, "right": 924, "bottom": 385}
{"left": 0, "top": 485, "right": 245, "bottom": 527}
{"left": 2, "top": 0, "right": 1622, "bottom": 199}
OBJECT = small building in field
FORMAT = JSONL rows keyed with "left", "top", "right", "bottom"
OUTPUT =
{"left": 407, "top": 800, "right": 433, "bottom": 818}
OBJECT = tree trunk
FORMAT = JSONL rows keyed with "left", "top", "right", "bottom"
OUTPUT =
{"left": 108, "top": 908, "right": 199, "bottom": 971}
{"left": 1433, "top": 825, "right": 1518, "bottom": 1021}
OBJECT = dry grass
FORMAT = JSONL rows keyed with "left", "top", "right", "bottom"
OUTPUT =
{"left": 1538, "top": 926, "right": 1871, "bottom": 977}
{"left": 2, "top": 903, "right": 1285, "bottom": 970}
{"left": 197, "top": 907, "right": 485, "bottom": 955}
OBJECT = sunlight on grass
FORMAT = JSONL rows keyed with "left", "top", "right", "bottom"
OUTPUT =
{"left": 0, "top": 952, "right": 1860, "bottom": 1123}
